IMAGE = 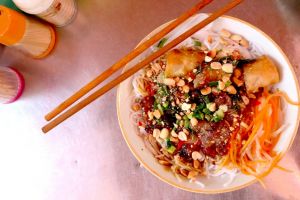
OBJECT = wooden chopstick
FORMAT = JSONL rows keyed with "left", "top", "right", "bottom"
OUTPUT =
{"left": 42, "top": 0, "right": 243, "bottom": 133}
{"left": 45, "top": 0, "right": 213, "bottom": 121}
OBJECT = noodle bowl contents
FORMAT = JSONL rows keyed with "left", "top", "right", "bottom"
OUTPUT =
{"left": 130, "top": 29, "right": 297, "bottom": 184}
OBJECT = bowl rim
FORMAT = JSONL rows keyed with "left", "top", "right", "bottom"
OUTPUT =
{"left": 116, "top": 14, "right": 300, "bottom": 194}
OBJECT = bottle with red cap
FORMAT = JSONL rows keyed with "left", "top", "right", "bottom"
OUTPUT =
{"left": 0, "top": 66, "right": 25, "bottom": 104}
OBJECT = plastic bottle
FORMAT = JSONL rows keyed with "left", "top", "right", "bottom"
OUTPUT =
{"left": 0, "top": 6, "right": 56, "bottom": 58}
{"left": 0, "top": 67, "right": 25, "bottom": 104}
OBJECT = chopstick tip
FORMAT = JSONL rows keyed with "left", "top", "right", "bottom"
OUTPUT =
{"left": 42, "top": 126, "right": 49, "bottom": 134}
{"left": 45, "top": 111, "right": 56, "bottom": 121}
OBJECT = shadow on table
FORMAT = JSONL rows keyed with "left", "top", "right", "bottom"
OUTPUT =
{"left": 0, "top": 45, "right": 4, "bottom": 56}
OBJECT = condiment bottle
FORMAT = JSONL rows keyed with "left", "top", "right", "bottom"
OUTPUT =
{"left": 12, "top": 0, "right": 77, "bottom": 27}
{"left": 0, "top": 67, "right": 25, "bottom": 104}
{"left": 0, "top": 6, "right": 56, "bottom": 58}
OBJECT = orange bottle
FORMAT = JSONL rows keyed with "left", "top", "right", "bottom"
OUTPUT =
{"left": 0, "top": 6, "right": 56, "bottom": 58}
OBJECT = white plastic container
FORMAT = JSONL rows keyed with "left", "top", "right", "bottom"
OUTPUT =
{"left": 12, "top": 0, "right": 77, "bottom": 27}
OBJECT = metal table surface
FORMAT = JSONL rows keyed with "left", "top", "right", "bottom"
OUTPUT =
{"left": 0, "top": 0, "right": 300, "bottom": 200}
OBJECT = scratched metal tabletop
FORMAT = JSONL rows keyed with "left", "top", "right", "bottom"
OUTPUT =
{"left": 0, "top": 0, "right": 299, "bottom": 199}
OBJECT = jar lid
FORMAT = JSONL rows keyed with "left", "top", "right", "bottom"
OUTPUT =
{"left": 12, "top": 0, "right": 54, "bottom": 14}
{"left": 0, "top": 6, "right": 26, "bottom": 46}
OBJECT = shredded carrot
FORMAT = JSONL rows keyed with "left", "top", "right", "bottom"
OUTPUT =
{"left": 241, "top": 103, "right": 271, "bottom": 153}
{"left": 277, "top": 91, "right": 300, "bottom": 106}
{"left": 256, "top": 153, "right": 282, "bottom": 178}
{"left": 224, "top": 89, "right": 300, "bottom": 182}
{"left": 247, "top": 160, "right": 268, "bottom": 165}
{"left": 275, "top": 165, "right": 293, "bottom": 173}
{"left": 256, "top": 177, "right": 267, "bottom": 189}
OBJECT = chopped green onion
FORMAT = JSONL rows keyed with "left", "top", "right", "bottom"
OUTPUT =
{"left": 209, "top": 81, "right": 219, "bottom": 87}
{"left": 187, "top": 113, "right": 193, "bottom": 119}
{"left": 193, "top": 112, "right": 204, "bottom": 120}
{"left": 212, "top": 109, "right": 224, "bottom": 122}
{"left": 205, "top": 114, "right": 212, "bottom": 121}
{"left": 157, "top": 104, "right": 164, "bottom": 114}
{"left": 153, "top": 100, "right": 158, "bottom": 109}
{"left": 212, "top": 115, "right": 223, "bottom": 122}
{"left": 215, "top": 109, "right": 224, "bottom": 118}
{"left": 166, "top": 138, "right": 172, "bottom": 148}
{"left": 184, "top": 118, "right": 190, "bottom": 129}
{"left": 172, "top": 126, "right": 177, "bottom": 131}
{"left": 162, "top": 101, "right": 169, "bottom": 108}
{"left": 225, "top": 80, "right": 232, "bottom": 87}
{"left": 202, "top": 108, "right": 211, "bottom": 114}
{"left": 194, "top": 40, "right": 202, "bottom": 47}
{"left": 157, "top": 38, "right": 168, "bottom": 48}
{"left": 156, "top": 119, "right": 162, "bottom": 125}
{"left": 157, "top": 84, "right": 169, "bottom": 96}
{"left": 204, "top": 96, "right": 210, "bottom": 104}
{"left": 167, "top": 145, "right": 176, "bottom": 154}
{"left": 232, "top": 60, "right": 239, "bottom": 66}
{"left": 196, "top": 103, "right": 205, "bottom": 111}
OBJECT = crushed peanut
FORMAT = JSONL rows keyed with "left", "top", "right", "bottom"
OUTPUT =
{"left": 231, "top": 34, "right": 242, "bottom": 41}
{"left": 171, "top": 130, "right": 178, "bottom": 138}
{"left": 192, "top": 151, "right": 204, "bottom": 161}
{"left": 182, "top": 85, "right": 190, "bottom": 93}
{"left": 178, "top": 131, "right": 187, "bottom": 141}
{"left": 153, "top": 129, "right": 160, "bottom": 138}
{"left": 181, "top": 103, "right": 191, "bottom": 111}
{"left": 146, "top": 70, "right": 153, "bottom": 77}
{"left": 219, "top": 104, "right": 228, "bottom": 112}
{"left": 164, "top": 78, "right": 175, "bottom": 86}
{"left": 218, "top": 81, "right": 225, "bottom": 90}
{"left": 175, "top": 114, "right": 182, "bottom": 120}
{"left": 210, "top": 62, "right": 222, "bottom": 70}
{"left": 207, "top": 103, "right": 216, "bottom": 112}
{"left": 190, "top": 117, "right": 198, "bottom": 127}
{"left": 160, "top": 128, "right": 169, "bottom": 139}
{"left": 148, "top": 111, "right": 154, "bottom": 120}
{"left": 242, "top": 96, "right": 250, "bottom": 105}
{"left": 226, "top": 85, "right": 237, "bottom": 94}
{"left": 222, "top": 63, "right": 233, "bottom": 73}
{"left": 205, "top": 56, "right": 213, "bottom": 63}
{"left": 153, "top": 109, "right": 161, "bottom": 119}
{"left": 177, "top": 79, "right": 185, "bottom": 87}
{"left": 201, "top": 87, "right": 212, "bottom": 95}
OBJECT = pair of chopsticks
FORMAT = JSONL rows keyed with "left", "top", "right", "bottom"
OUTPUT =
{"left": 42, "top": 0, "right": 243, "bottom": 133}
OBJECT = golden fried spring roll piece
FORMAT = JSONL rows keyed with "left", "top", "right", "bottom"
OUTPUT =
{"left": 165, "top": 49, "right": 204, "bottom": 78}
{"left": 243, "top": 56, "right": 280, "bottom": 93}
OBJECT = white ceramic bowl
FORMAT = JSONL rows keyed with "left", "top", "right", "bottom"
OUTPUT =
{"left": 117, "top": 14, "right": 300, "bottom": 193}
